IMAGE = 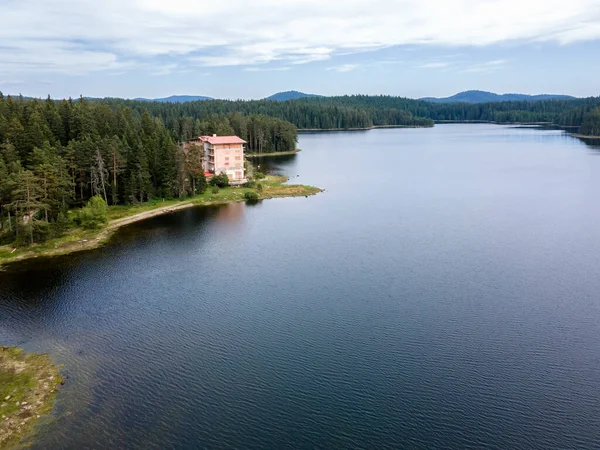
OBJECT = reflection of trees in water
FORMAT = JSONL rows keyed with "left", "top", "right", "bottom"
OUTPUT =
{"left": 250, "top": 154, "right": 298, "bottom": 176}
{"left": 575, "top": 136, "right": 600, "bottom": 152}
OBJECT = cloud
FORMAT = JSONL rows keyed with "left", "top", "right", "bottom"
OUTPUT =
{"left": 326, "top": 64, "right": 360, "bottom": 72}
{"left": 418, "top": 62, "right": 451, "bottom": 69}
{"left": 460, "top": 59, "right": 508, "bottom": 73}
{"left": 1, "top": 0, "right": 599, "bottom": 76}
{"left": 243, "top": 66, "right": 292, "bottom": 72}
{"left": 0, "top": 80, "right": 25, "bottom": 86}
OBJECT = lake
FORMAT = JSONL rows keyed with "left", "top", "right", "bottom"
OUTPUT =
{"left": 2, "top": 125, "right": 600, "bottom": 449}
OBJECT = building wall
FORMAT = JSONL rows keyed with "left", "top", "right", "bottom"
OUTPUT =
{"left": 210, "top": 143, "right": 245, "bottom": 181}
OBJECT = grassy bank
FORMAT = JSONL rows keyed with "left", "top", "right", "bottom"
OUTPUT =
{"left": 0, "top": 347, "right": 63, "bottom": 449}
{"left": 246, "top": 149, "right": 302, "bottom": 157}
{"left": 0, "top": 176, "right": 321, "bottom": 267}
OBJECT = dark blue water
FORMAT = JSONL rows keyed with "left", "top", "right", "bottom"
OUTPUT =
{"left": 2, "top": 125, "right": 600, "bottom": 449}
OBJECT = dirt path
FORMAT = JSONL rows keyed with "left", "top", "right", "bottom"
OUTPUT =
{"left": 107, "top": 202, "right": 196, "bottom": 229}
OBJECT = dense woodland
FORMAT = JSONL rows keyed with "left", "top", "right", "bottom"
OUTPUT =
{"left": 0, "top": 93, "right": 297, "bottom": 246}
{"left": 292, "top": 95, "right": 600, "bottom": 128}
{"left": 103, "top": 97, "right": 435, "bottom": 130}
{"left": 104, "top": 94, "right": 600, "bottom": 131}
{"left": 580, "top": 108, "right": 600, "bottom": 136}
{"left": 1, "top": 91, "right": 600, "bottom": 247}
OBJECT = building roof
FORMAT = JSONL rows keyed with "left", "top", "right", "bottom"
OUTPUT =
{"left": 199, "top": 135, "right": 247, "bottom": 145}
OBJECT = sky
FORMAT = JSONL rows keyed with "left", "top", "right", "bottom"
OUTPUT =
{"left": 1, "top": 0, "right": 600, "bottom": 100}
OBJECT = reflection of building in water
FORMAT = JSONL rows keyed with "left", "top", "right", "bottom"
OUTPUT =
{"left": 183, "top": 134, "right": 247, "bottom": 184}
{"left": 212, "top": 202, "right": 246, "bottom": 231}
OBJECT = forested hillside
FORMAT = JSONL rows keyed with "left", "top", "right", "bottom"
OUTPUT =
{"left": 109, "top": 93, "right": 599, "bottom": 132}
{"left": 101, "top": 98, "right": 435, "bottom": 130}
{"left": 0, "top": 93, "right": 298, "bottom": 246}
{"left": 292, "top": 94, "right": 600, "bottom": 129}
{"left": 419, "top": 90, "right": 575, "bottom": 104}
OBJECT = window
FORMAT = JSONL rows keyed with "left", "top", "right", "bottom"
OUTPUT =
{"left": 225, "top": 157, "right": 230, "bottom": 161}
{"left": 235, "top": 156, "right": 241, "bottom": 161}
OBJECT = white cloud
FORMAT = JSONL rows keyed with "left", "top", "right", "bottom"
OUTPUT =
{"left": 1, "top": 0, "right": 599, "bottom": 75}
{"left": 419, "top": 62, "right": 451, "bottom": 69}
{"left": 460, "top": 59, "right": 508, "bottom": 73}
{"left": 243, "top": 67, "right": 292, "bottom": 72}
{"left": 0, "top": 80, "right": 25, "bottom": 86}
{"left": 326, "top": 64, "right": 360, "bottom": 72}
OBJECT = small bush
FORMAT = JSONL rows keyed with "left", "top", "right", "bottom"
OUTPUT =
{"left": 210, "top": 173, "right": 230, "bottom": 188}
{"left": 256, "top": 183, "right": 263, "bottom": 192}
{"left": 79, "top": 195, "right": 108, "bottom": 230}
{"left": 255, "top": 172, "right": 266, "bottom": 180}
{"left": 211, "top": 186, "right": 220, "bottom": 194}
{"left": 244, "top": 191, "right": 259, "bottom": 202}
{"left": 243, "top": 180, "right": 256, "bottom": 188}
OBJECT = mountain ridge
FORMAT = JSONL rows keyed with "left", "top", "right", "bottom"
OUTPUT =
{"left": 420, "top": 90, "right": 576, "bottom": 104}
{"left": 265, "top": 90, "right": 322, "bottom": 101}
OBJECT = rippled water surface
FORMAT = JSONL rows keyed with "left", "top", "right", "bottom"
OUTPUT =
{"left": 2, "top": 125, "right": 600, "bottom": 449}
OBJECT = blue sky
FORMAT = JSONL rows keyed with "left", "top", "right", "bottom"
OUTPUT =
{"left": 1, "top": 0, "right": 600, "bottom": 99}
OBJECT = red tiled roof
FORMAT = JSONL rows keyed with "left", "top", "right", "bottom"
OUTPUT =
{"left": 199, "top": 135, "right": 246, "bottom": 145}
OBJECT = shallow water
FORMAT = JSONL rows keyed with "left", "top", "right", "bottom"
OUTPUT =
{"left": 2, "top": 125, "right": 600, "bottom": 449}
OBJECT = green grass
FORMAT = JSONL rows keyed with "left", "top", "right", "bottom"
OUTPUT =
{"left": 0, "top": 347, "right": 63, "bottom": 448}
{"left": 0, "top": 350, "right": 37, "bottom": 417}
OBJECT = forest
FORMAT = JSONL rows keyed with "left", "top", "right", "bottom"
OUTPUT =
{"left": 104, "top": 94, "right": 600, "bottom": 132}
{"left": 102, "top": 97, "right": 435, "bottom": 131}
{"left": 292, "top": 94, "right": 600, "bottom": 129}
{"left": 0, "top": 94, "right": 297, "bottom": 246}
{"left": 2, "top": 91, "right": 600, "bottom": 247}
{"left": 579, "top": 108, "right": 600, "bottom": 136}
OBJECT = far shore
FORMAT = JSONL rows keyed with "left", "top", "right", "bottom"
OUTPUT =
{"left": 0, "top": 176, "right": 322, "bottom": 268}
{"left": 246, "top": 149, "right": 302, "bottom": 157}
{"left": 298, "top": 124, "right": 431, "bottom": 132}
{"left": 434, "top": 120, "right": 556, "bottom": 125}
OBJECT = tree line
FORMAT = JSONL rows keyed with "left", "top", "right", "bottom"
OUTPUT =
{"left": 100, "top": 97, "right": 435, "bottom": 130}
{"left": 0, "top": 94, "right": 297, "bottom": 246}
{"left": 291, "top": 94, "right": 600, "bottom": 131}
{"left": 99, "top": 94, "right": 600, "bottom": 134}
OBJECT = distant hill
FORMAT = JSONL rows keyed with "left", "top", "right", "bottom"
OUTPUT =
{"left": 133, "top": 95, "right": 213, "bottom": 103}
{"left": 420, "top": 90, "right": 576, "bottom": 104}
{"left": 265, "top": 90, "right": 322, "bottom": 101}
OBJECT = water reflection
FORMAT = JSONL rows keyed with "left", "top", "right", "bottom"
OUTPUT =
{"left": 249, "top": 153, "right": 298, "bottom": 176}
{"left": 574, "top": 135, "right": 600, "bottom": 152}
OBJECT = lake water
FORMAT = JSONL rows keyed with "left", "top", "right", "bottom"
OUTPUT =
{"left": 2, "top": 125, "right": 600, "bottom": 449}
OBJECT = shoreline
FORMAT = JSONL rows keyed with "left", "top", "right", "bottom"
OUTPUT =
{"left": 571, "top": 133, "right": 600, "bottom": 140}
{"left": 246, "top": 149, "right": 302, "bottom": 157}
{"left": 0, "top": 347, "right": 63, "bottom": 449}
{"left": 0, "top": 176, "right": 322, "bottom": 268}
{"left": 434, "top": 120, "right": 556, "bottom": 125}
{"left": 298, "top": 124, "right": 432, "bottom": 132}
